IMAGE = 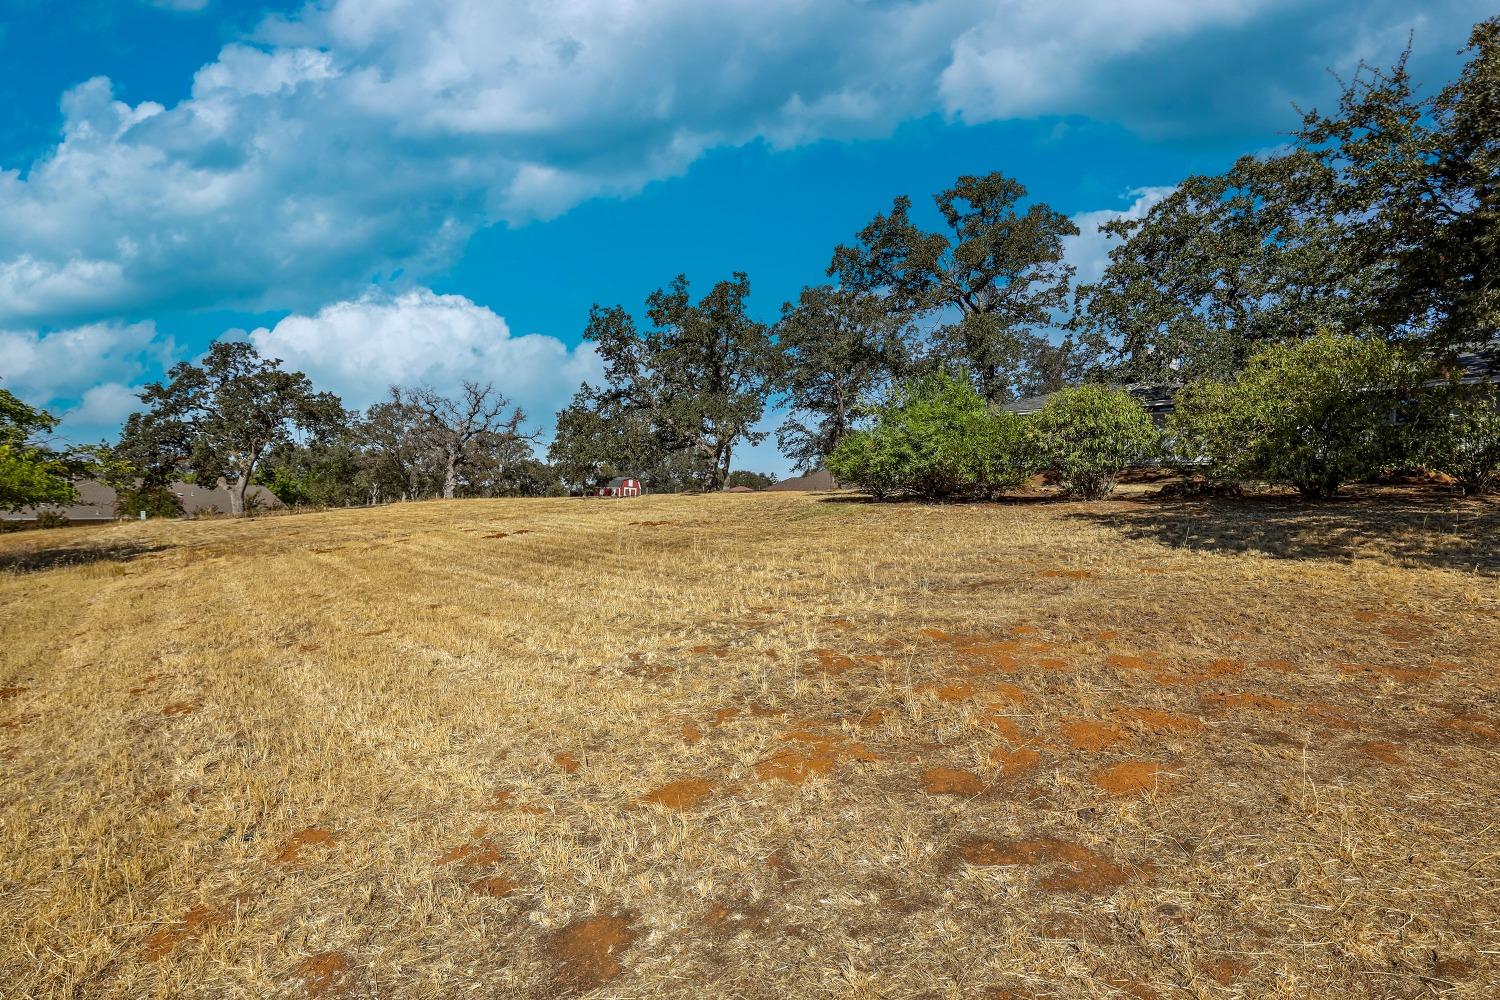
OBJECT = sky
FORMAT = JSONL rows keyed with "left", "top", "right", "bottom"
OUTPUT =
{"left": 0, "top": 0, "right": 1490, "bottom": 477}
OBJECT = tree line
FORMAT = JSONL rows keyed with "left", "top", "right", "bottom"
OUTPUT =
{"left": 2, "top": 17, "right": 1495, "bottom": 517}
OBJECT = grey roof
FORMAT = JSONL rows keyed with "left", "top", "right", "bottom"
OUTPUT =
{"left": 2, "top": 479, "right": 282, "bottom": 521}
{"left": 767, "top": 468, "right": 839, "bottom": 491}
{"left": 605, "top": 476, "right": 636, "bottom": 487}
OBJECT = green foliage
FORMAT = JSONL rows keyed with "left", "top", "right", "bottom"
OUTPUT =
{"left": 1074, "top": 17, "right": 1500, "bottom": 381}
{"left": 555, "top": 274, "right": 780, "bottom": 492}
{"left": 1421, "top": 383, "right": 1500, "bottom": 496}
{"left": 724, "top": 470, "right": 777, "bottom": 490}
{"left": 114, "top": 485, "right": 183, "bottom": 519}
{"left": 827, "top": 372, "right": 1031, "bottom": 500}
{"left": 830, "top": 172, "right": 1079, "bottom": 405}
{"left": 774, "top": 286, "right": 911, "bottom": 472}
{"left": 1169, "top": 334, "right": 1426, "bottom": 499}
{"left": 119, "top": 341, "right": 344, "bottom": 514}
{"left": 1030, "top": 386, "right": 1159, "bottom": 499}
{"left": 0, "top": 388, "right": 77, "bottom": 512}
{"left": 34, "top": 510, "right": 70, "bottom": 529}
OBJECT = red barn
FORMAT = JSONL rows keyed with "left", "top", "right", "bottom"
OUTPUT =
{"left": 595, "top": 477, "right": 642, "bottom": 498}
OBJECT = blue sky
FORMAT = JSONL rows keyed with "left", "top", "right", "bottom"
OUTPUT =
{"left": 0, "top": 0, "right": 1489, "bottom": 476}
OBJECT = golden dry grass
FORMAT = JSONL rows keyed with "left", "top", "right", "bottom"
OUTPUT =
{"left": 1, "top": 489, "right": 1497, "bottom": 999}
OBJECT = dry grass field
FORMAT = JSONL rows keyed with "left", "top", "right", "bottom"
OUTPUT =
{"left": 1, "top": 489, "right": 1497, "bottom": 999}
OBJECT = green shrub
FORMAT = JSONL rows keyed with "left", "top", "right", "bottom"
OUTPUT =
{"left": 1422, "top": 383, "right": 1500, "bottom": 495}
{"left": 1169, "top": 334, "right": 1425, "bottom": 499}
{"left": 1029, "top": 386, "right": 1159, "bottom": 499}
{"left": 827, "top": 372, "right": 1030, "bottom": 499}
{"left": 114, "top": 485, "right": 183, "bottom": 519}
{"left": 34, "top": 510, "right": 70, "bottom": 529}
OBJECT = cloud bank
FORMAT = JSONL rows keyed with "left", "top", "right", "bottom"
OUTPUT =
{"left": 0, "top": 0, "right": 1483, "bottom": 328}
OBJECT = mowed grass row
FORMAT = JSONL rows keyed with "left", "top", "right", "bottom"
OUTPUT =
{"left": 1, "top": 491, "right": 1497, "bottom": 998}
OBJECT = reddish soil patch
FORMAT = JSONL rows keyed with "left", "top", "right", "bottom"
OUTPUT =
{"left": 1337, "top": 661, "right": 1435, "bottom": 683}
{"left": 920, "top": 629, "right": 1023, "bottom": 672}
{"left": 1201, "top": 958, "right": 1249, "bottom": 985}
{"left": 988, "top": 682, "right": 1029, "bottom": 705}
{"left": 437, "top": 835, "right": 503, "bottom": 868}
{"left": 985, "top": 715, "right": 1035, "bottom": 746}
{"left": 297, "top": 951, "right": 352, "bottom": 997}
{"left": 161, "top": 701, "right": 200, "bottom": 716}
{"left": 1116, "top": 708, "right": 1203, "bottom": 735}
{"left": 1059, "top": 720, "right": 1127, "bottom": 751}
{"left": 547, "top": 913, "right": 639, "bottom": 993}
{"left": 712, "top": 707, "right": 740, "bottom": 724}
{"left": 1105, "top": 654, "right": 1157, "bottom": 671}
{"left": 141, "top": 904, "right": 221, "bottom": 961}
{"left": 1355, "top": 740, "right": 1402, "bottom": 764}
{"left": 1203, "top": 692, "right": 1296, "bottom": 712}
{"left": 1304, "top": 703, "right": 1359, "bottom": 730}
{"left": 1190, "top": 658, "right": 1245, "bottom": 681}
{"left": 921, "top": 767, "right": 985, "bottom": 796}
{"left": 859, "top": 708, "right": 888, "bottom": 728}
{"left": 1036, "top": 657, "right": 1070, "bottom": 670}
{"left": 825, "top": 617, "right": 855, "bottom": 631}
{"left": 1092, "top": 761, "right": 1172, "bottom": 796}
{"left": 955, "top": 837, "right": 1130, "bottom": 893}
{"left": 688, "top": 644, "right": 729, "bottom": 657}
{"left": 469, "top": 875, "right": 517, "bottom": 897}
{"left": 810, "top": 649, "right": 859, "bottom": 674}
{"left": 0, "top": 686, "right": 26, "bottom": 700}
{"left": 554, "top": 752, "right": 581, "bottom": 774}
{"left": 1039, "top": 569, "right": 1092, "bottom": 579}
{"left": 990, "top": 746, "right": 1042, "bottom": 778}
{"left": 755, "top": 730, "right": 875, "bottom": 785}
{"left": 681, "top": 722, "right": 703, "bottom": 745}
{"left": 1443, "top": 714, "right": 1500, "bottom": 742}
{"left": 641, "top": 778, "right": 713, "bottom": 810}
{"left": 275, "top": 828, "right": 338, "bottom": 864}
{"left": 919, "top": 679, "right": 979, "bottom": 702}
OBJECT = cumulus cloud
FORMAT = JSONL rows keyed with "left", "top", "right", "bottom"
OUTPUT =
{"left": 249, "top": 287, "right": 603, "bottom": 429}
{"left": 1064, "top": 186, "right": 1178, "bottom": 286}
{"left": 0, "top": 319, "right": 171, "bottom": 403}
{"left": 0, "top": 0, "right": 1486, "bottom": 327}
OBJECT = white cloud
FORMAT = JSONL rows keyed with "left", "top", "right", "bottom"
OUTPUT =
{"left": 1064, "top": 186, "right": 1178, "bottom": 286}
{"left": 249, "top": 287, "right": 603, "bottom": 430}
{"left": 0, "top": 319, "right": 171, "bottom": 403}
{"left": 63, "top": 383, "right": 146, "bottom": 431}
{"left": 0, "top": 0, "right": 1486, "bottom": 327}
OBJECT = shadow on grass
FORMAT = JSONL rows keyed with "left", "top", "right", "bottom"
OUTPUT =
{"left": 0, "top": 541, "right": 171, "bottom": 574}
{"left": 1066, "top": 492, "right": 1500, "bottom": 575}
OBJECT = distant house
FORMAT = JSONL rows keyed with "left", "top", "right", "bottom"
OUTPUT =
{"left": 767, "top": 468, "right": 840, "bottom": 491}
{"left": 594, "top": 477, "right": 642, "bottom": 498}
{"left": 1, "top": 479, "right": 282, "bottom": 525}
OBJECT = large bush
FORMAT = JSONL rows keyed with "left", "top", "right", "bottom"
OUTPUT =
{"left": 1169, "top": 334, "right": 1424, "bottom": 499}
{"left": 1030, "top": 386, "right": 1159, "bottom": 499}
{"left": 1422, "top": 383, "right": 1500, "bottom": 495}
{"left": 828, "top": 373, "right": 1030, "bottom": 499}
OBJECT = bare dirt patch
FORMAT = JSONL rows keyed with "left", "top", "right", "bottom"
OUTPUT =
{"left": 296, "top": 951, "right": 352, "bottom": 997}
{"left": 641, "top": 778, "right": 714, "bottom": 810}
{"left": 955, "top": 837, "right": 1133, "bottom": 893}
{"left": 547, "top": 913, "right": 639, "bottom": 993}
{"left": 755, "top": 730, "right": 876, "bottom": 785}
{"left": 141, "top": 903, "right": 221, "bottom": 961}
{"left": 1092, "top": 762, "right": 1172, "bottom": 796}
{"left": 1059, "top": 720, "right": 1128, "bottom": 751}
{"left": 921, "top": 767, "right": 985, "bottom": 796}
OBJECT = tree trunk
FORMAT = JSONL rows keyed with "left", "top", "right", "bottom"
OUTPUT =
{"left": 443, "top": 447, "right": 459, "bottom": 499}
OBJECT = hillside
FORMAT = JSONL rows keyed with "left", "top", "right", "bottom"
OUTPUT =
{"left": 2, "top": 491, "right": 1497, "bottom": 998}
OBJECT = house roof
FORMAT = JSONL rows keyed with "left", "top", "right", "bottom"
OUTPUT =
{"left": 767, "top": 468, "right": 839, "bottom": 491}
{"left": 605, "top": 476, "right": 637, "bottom": 487}
{"left": 2, "top": 479, "right": 282, "bottom": 521}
